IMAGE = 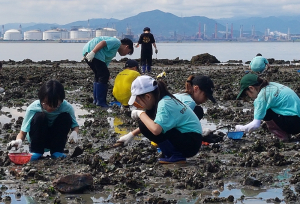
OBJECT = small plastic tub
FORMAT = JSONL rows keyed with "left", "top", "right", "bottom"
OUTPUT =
{"left": 8, "top": 153, "right": 32, "bottom": 165}
{"left": 227, "top": 131, "right": 244, "bottom": 139}
{"left": 109, "top": 101, "right": 121, "bottom": 107}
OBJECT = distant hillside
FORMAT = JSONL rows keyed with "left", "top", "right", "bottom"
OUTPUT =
{"left": 2, "top": 10, "right": 299, "bottom": 38}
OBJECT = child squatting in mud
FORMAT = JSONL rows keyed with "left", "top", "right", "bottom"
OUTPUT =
{"left": 7, "top": 80, "right": 79, "bottom": 161}
{"left": 117, "top": 75, "right": 203, "bottom": 164}
{"left": 235, "top": 73, "right": 300, "bottom": 140}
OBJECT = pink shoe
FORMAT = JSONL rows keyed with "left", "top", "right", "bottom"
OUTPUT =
{"left": 265, "top": 120, "right": 290, "bottom": 141}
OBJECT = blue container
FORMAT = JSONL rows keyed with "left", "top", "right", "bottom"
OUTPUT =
{"left": 227, "top": 131, "right": 244, "bottom": 139}
{"left": 109, "top": 101, "right": 121, "bottom": 107}
{"left": 297, "top": 70, "right": 300, "bottom": 73}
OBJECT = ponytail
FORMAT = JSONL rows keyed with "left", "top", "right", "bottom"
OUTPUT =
{"left": 185, "top": 75, "right": 195, "bottom": 95}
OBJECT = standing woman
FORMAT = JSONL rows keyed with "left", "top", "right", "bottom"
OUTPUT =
{"left": 7, "top": 80, "right": 79, "bottom": 161}
{"left": 118, "top": 76, "right": 202, "bottom": 164}
{"left": 235, "top": 74, "right": 300, "bottom": 140}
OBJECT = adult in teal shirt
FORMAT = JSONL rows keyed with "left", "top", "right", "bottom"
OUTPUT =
{"left": 7, "top": 80, "right": 79, "bottom": 161}
{"left": 236, "top": 74, "right": 300, "bottom": 140}
{"left": 83, "top": 37, "right": 134, "bottom": 107}
{"left": 249, "top": 53, "right": 270, "bottom": 73}
{"left": 117, "top": 76, "right": 203, "bottom": 164}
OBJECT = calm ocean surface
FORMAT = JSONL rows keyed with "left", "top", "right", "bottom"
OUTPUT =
{"left": 0, "top": 41, "right": 300, "bottom": 63}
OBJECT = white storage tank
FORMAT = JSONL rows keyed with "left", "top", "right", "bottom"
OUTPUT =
{"left": 61, "top": 30, "right": 69, "bottom": 39}
{"left": 4, "top": 29, "right": 23, "bottom": 40}
{"left": 70, "top": 28, "right": 93, "bottom": 39}
{"left": 43, "top": 29, "right": 62, "bottom": 40}
{"left": 96, "top": 28, "right": 117, "bottom": 37}
{"left": 24, "top": 30, "right": 43, "bottom": 40}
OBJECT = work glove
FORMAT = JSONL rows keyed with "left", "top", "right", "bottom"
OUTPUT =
{"left": 85, "top": 51, "right": 95, "bottom": 62}
{"left": 7, "top": 139, "right": 22, "bottom": 149}
{"left": 68, "top": 131, "right": 78, "bottom": 143}
{"left": 155, "top": 49, "right": 158, "bottom": 54}
{"left": 131, "top": 110, "right": 145, "bottom": 119}
{"left": 235, "top": 125, "right": 248, "bottom": 132}
{"left": 202, "top": 128, "right": 213, "bottom": 137}
{"left": 117, "top": 132, "right": 134, "bottom": 146}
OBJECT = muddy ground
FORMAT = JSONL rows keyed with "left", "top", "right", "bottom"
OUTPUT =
{"left": 0, "top": 58, "right": 300, "bottom": 204}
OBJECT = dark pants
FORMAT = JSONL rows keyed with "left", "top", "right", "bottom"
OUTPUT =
{"left": 141, "top": 52, "right": 152, "bottom": 66}
{"left": 29, "top": 112, "right": 72, "bottom": 154}
{"left": 87, "top": 58, "right": 109, "bottom": 83}
{"left": 139, "top": 120, "right": 202, "bottom": 158}
{"left": 263, "top": 109, "right": 300, "bottom": 134}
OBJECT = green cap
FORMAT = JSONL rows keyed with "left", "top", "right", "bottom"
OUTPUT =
{"left": 236, "top": 74, "right": 258, "bottom": 99}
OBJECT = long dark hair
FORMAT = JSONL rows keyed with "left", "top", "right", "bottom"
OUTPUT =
{"left": 140, "top": 80, "right": 185, "bottom": 119}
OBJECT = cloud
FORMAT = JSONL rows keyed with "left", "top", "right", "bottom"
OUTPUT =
{"left": 1, "top": 0, "right": 300, "bottom": 25}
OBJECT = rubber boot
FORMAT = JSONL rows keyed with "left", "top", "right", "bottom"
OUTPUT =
{"left": 146, "top": 65, "right": 151, "bottom": 73}
{"left": 265, "top": 120, "right": 290, "bottom": 141}
{"left": 96, "top": 82, "right": 109, "bottom": 107}
{"left": 93, "top": 82, "right": 97, "bottom": 104}
{"left": 30, "top": 153, "right": 43, "bottom": 161}
{"left": 157, "top": 140, "right": 186, "bottom": 164}
{"left": 52, "top": 152, "right": 67, "bottom": 159}
{"left": 142, "top": 65, "right": 146, "bottom": 74}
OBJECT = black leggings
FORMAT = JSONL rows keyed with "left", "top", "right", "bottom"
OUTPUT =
{"left": 263, "top": 109, "right": 300, "bottom": 134}
{"left": 141, "top": 52, "right": 152, "bottom": 66}
{"left": 29, "top": 112, "right": 72, "bottom": 154}
{"left": 87, "top": 58, "right": 110, "bottom": 83}
{"left": 139, "top": 120, "right": 202, "bottom": 158}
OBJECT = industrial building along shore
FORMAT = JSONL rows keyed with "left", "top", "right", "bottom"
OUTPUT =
{"left": 0, "top": 25, "right": 133, "bottom": 42}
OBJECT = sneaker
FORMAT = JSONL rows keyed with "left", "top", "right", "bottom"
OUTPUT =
{"left": 30, "top": 153, "right": 43, "bottom": 161}
{"left": 51, "top": 152, "right": 67, "bottom": 159}
{"left": 158, "top": 155, "right": 186, "bottom": 164}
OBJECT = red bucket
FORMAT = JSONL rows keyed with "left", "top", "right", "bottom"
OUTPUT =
{"left": 8, "top": 153, "right": 32, "bottom": 165}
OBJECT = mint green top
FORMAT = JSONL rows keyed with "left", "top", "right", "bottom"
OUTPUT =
{"left": 21, "top": 100, "right": 79, "bottom": 142}
{"left": 83, "top": 36, "right": 121, "bottom": 66}
{"left": 254, "top": 82, "right": 300, "bottom": 120}
{"left": 154, "top": 96, "right": 202, "bottom": 134}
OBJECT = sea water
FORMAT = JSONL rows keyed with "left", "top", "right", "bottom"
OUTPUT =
{"left": 0, "top": 42, "right": 300, "bottom": 63}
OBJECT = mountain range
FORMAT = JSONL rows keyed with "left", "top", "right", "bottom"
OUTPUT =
{"left": 3, "top": 10, "right": 300, "bottom": 38}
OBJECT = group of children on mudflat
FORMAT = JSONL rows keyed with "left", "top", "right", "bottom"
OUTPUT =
{"left": 6, "top": 28, "right": 300, "bottom": 163}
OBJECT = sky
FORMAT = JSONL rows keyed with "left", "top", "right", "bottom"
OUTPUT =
{"left": 1, "top": 0, "right": 300, "bottom": 25}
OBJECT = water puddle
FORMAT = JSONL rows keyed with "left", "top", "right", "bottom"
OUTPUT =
{"left": 0, "top": 103, "right": 92, "bottom": 127}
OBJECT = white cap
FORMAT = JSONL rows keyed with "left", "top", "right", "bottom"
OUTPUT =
{"left": 128, "top": 76, "right": 158, "bottom": 105}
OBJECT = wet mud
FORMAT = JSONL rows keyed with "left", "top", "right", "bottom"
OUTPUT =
{"left": 0, "top": 57, "right": 300, "bottom": 203}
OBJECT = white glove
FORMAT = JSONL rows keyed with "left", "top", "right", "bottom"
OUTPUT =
{"left": 235, "top": 119, "right": 261, "bottom": 133}
{"left": 85, "top": 51, "right": 95, "bottom": 62}
{"left": 117, "top": 132, "right": 134, "bottom": 146}
{"left": 7, "top": 139, "right": 22, "bottom": 149}
{"left": 202, "top": 128, "right": 213, "bottom": 136}
{"left": 155, "top": 49, "right": 158, "bottom": 54}
{"left": 235, "top": 125, "right": 246, "bottom": 132}
{"left": 68, "top": 131, "right": 78, "bottom": 143}
{"left": 131, "top": 110, "right": 145, "bottom": 119}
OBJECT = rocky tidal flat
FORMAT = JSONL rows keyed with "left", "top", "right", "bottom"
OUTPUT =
{"left": 0, "top": 56, "right": 300, "bottom": 203}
